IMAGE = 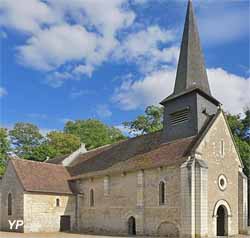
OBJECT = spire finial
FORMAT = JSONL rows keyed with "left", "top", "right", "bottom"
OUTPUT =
{"left": 173, "top": 0, "right": 211, "bottom": 96}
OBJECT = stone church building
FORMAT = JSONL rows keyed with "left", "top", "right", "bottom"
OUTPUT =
{"left": 0, "top": 1, "right": 248, "bottom": 237}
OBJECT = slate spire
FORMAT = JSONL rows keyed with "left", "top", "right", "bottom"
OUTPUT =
{"left": 174, "top": 0, "right": 211, "bottom": 95}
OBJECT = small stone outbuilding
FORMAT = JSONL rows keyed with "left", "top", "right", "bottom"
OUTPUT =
{"left": 0, "top": 1, "right": 248, "bottom": 237}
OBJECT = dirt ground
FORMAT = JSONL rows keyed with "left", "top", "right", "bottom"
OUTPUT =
{"left": 0, "top": 232, "right": 249, "bottom": 238}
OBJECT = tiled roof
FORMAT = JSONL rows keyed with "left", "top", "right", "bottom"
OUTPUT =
{"left": 46, "top": 154, "right": 69, "bottom": 164}
{"left": 11, "top": 159, "right": 73, "bottom": 194}
{"left": 67, "top": 131, "right": 195, "bottom": 179}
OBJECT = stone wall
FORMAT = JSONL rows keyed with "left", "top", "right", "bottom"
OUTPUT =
{"left": 77, "top": 165, "right": 181, "bottom": 236}
{"left": 196, "top": 112, "right": 243, "bottom": 237}
{"left": 0, "top": 162, "right": 24, "bottom": 232}
{"left": 23, "top": 193, "right": 76, "bottom": 232}
{"left": 238, "top": 171, "right": 248, "bottom": 234}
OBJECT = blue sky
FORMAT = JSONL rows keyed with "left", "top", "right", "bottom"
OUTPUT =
{"left": 0, "top": 0, "right": 249, "bottom": 135}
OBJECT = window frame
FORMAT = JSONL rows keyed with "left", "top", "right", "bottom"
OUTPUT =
{"left": 220, "top": 140, "right": 225, "bottom": 157}
{"left": 159, "top": 181, "right": 166, "bottom": 205}
{"left": 56, "top": 198, "right": 60, "bottom": 207}
{"left": 8, "top": 193, "right": 12, "bottom": 216}
{"left": 90, "top": 189, "right": 94, "bottom": 207}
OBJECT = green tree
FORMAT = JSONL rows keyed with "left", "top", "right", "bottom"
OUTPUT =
{"left": 64, "top": 119, "right": 126, "bottom": 150}
{"left": 123, "top": 105, "right": 249, "bottom": 177}
{"left": 9, "top": 123, "right": 43, "bottom": 159}
{"left": 227, "top": 110, "right": 250, "bottom": 177}
{"left": 28, "top": 143, "right": 56, "bottom": 162}
{"left": 46, "top": 131, "right": 81, "bottom": 157}
{"left": 0, "top": 128, "right": 10, "bottom": 175}
{"left": 123, "top": 105, "right": 164, "bottom": 135}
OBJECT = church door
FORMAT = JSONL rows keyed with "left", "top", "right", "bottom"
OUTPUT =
{"left": 217, "top": 206, "right": 227, "bottom": 236}
{"left": 60, "top": 215, "right": 71, "bottom": 231}
{"left": 128, "top": 216, "right": 136, "bottom": 235}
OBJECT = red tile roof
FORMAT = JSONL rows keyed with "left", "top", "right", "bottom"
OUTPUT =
{"left": 67, "top": 131, "right": 195, "bottom": 179}
{"left": 11, "top": 159, "right": 73, "bottom": 194}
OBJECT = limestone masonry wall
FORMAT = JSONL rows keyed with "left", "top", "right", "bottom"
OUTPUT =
{"left": 23, "top": 193, "right": 75, "bottom": 233}
{"left": 77, "top": 165, "right": 181, "bottom": 236}
{"left": 196, "top": 113, "right": 243, "bottom": 237}
{"left": 0, "top": 162, "right": 24, "bottom": 232}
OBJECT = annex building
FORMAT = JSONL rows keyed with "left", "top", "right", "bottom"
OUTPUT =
{"left": 0, "top": 1, "right": 248, "bottom": 237}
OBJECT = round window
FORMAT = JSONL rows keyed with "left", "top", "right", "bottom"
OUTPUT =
{"left": 218, "top": 175, "right": 227, "bottom": 191}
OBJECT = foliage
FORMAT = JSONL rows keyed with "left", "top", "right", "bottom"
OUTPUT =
{"left": 46, "top": 131, "right": 81, "bottom": 157}
{"left": 28, "top": 132, "right": 81, "bottom": 161}
{"left": 124, "top": 105, "right": 250, "bottom": 176}
{"left": 226, "top": 109, "right": 250, "bottom": 176}
{"left": 64, "top": 119, "right": 126, "bottom": 150}
{"left": 0, "top": 128, "right": 10, "bottom": 175}
{"left": 123, "top": 105, "right": 164, "bottom": 135}
{"left": 9, "top": 123, "right": 43, "bottom": 159}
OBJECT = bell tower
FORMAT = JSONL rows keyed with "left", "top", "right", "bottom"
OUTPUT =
{"left": 160, "top": 0, "right": 221, "bottom": 142}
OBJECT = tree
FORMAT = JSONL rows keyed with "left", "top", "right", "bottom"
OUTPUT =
{"left": 0, "top": 128, "right": 10, "bottom": 175}
{"left": 64, "top": 119, "right": 126, "bottom": 150}
{"left": 17, "top": 131, "right": 81, "bottom": 162}
{"left": 124, "top": 105, "right": 250, "bottom": 177}
{"left": 123, "top": 105, "right": 164, "bottom": 135}
{"left": 226, "top": 110, "right": 250, "bottom": 177}
{"left": 28, "top": 143, "right": 56, "bottom": 162}
{"left": 46, "top": 131, "right": 81, "bottom": 157}
{"left": 9, "top": 123, "right": 43, "bottom": 159}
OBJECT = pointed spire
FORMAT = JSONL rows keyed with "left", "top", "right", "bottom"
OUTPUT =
{"left": 173, "top": 0, "right": 211, "bottom": 95}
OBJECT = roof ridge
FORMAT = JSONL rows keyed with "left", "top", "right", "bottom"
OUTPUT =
{"left": 11, "top": 158, "right": 65, "bottom": 167}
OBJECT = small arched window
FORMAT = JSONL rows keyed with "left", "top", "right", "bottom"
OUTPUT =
{"left": 220, "top": 140, "right": 224, "bottom": 157}
{"left": 90, "top": 189, "right": 94, "bottom": 207}
{"left": 8, "top": 193, "right": 12, "bottom": 216}
{"left": 56, "top": 198, "right": 60, "bottom": 207}
{"left": 159, "top": 181, "right": 165, "bottom": 205}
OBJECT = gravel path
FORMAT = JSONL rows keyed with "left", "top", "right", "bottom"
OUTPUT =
{"left": 0, "top": 233, "right": 249, "bottom": 238}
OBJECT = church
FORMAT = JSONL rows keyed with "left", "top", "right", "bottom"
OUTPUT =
{"left": 0, "top": 1, "right": 248, "bottom": 237}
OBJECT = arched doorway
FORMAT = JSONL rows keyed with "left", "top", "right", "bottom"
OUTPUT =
{"left": 217, "top": 205, "right": 228, "bottom": 236}
{"left": 128, "top": 216, "right": 136, "bottom": 235}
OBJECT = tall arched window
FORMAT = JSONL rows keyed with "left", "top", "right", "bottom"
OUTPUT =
{"left": 56, "top": 198, "right": 60, "bottom": 207}
{"left": 8, "top": 193, "right": 12, "bottom": 216}
{"left": 159, "top": 181, "right": 165, "bottom": 205}
{"left": 90, "top": 189, "right": 94, "bottom": 207}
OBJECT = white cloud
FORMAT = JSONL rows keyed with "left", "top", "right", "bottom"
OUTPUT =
{"left": 208, "top": 68, "right": 250, "bottom": 115}
{"left": 113, "top": 67, "right": 250, "bottom": 114}
{"left": 96, "top": 104, "right": 112, "bottom": 118}
{"left": 0, "top": 87, "right": 8, "bottom": 97}
{"left": 114, "top": 124, "right": 131, "bottom": 136}
{"left": 59, "top": 118, "right": 74, "bottom": 124}
{"left": 115, "top": 26, "right": 178, "bottom": 72}
{"left": 73, "top": 64, "right": 94, "bottom": 77}
{"left": 40, "top": 128, "right": 56, "bottom": 136}
{"left": 45, "top": 71, "right": 73, "bottom": 88}
{"left": 1, "top": 0, "right": 136, "bottom": 87}
{"left": 112, "top": 68, "right": 176, "bottom": 110}
{"left": 17, "top": 24, "right": 98, "bottom": 71}
{"left": 0, "top": 0, "right": 57, "bottom": 33}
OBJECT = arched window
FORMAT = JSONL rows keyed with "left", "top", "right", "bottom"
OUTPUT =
{"left": 90, "top": 189, "right": 94, "bottom": 207}
{"left": 159, "top": 181, "right": 165, "bottom": 205}
{"left": 8, "top": 193, "right": 12, "bottom": 216}
{"left": 56, "top": 198, "right": 60, "bottom": 207}
{"left": 220, "top": 140, "right": 224, "bottom": 157}
{"left": 128, "top": 216, "right": 136, "bottom": 235}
